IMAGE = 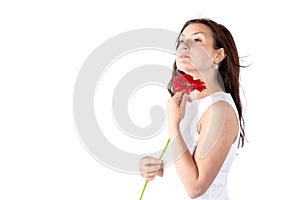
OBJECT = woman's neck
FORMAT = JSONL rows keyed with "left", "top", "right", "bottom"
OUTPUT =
{"left": 191, "top": 70, "right": 224, "bottom": 99}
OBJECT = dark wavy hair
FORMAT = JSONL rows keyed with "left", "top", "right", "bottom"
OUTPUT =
{"left": 167, "top": 18, "right": 246, "bottom": 147}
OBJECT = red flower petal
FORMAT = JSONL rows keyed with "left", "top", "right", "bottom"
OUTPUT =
{"left": 172, "top": 74, "right": 206, "bottom": 94}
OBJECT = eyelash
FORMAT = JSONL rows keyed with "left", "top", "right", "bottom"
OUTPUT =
{"left": 178, "top": 38, "right": 202, "bottom": 43}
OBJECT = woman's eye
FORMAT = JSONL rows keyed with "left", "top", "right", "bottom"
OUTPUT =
{"left": 194, "top": 39, "right": 202, "bottom": 43}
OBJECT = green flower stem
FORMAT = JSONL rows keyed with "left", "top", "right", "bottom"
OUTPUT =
{"left": 139, "top": 138, "right": 171, "bottom": 200}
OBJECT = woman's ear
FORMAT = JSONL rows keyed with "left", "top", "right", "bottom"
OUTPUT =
{"left": 215, "top": 48, "right": 227, "bottom": 64}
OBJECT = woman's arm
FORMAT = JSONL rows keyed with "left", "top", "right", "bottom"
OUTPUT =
{"left": 167, "top": 98, "right": 238, "bottom": 198}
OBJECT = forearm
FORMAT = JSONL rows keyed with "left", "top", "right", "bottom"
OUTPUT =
{"left": 170, "top": 130, "right": 206, "bottom": 197}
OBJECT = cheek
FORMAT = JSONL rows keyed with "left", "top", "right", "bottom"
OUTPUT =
{"left": 190, "top": 47, "right": 214, "bottom": 69}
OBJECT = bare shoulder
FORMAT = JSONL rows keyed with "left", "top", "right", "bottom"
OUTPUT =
{"left": 198, "top": 100, "right": 238, "bottom": 145}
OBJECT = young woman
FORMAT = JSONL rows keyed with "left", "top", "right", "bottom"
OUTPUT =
{"left": 139, "top": 18, "right": 246, "bottom": 199}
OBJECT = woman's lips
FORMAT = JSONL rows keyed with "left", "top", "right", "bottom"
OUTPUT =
{"left": 178, "top": 54, "right": 190, "bottom": 59}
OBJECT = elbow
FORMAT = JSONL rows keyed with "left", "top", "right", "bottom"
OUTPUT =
{"left": 187, "top": 188, "right": 206, "bottom": 199}
{"left": 186, "top": 184, "right": 208, "bottom": 199}
{"left": 186, "top": 178, "right": 210, "bottom": 199}
{"left": 188, "top": 191, "right": 199, "bottom": 199}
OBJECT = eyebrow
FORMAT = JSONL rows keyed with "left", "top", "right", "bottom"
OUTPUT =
{"left": 180, "top": 32, "right": 206, "bottom": 37}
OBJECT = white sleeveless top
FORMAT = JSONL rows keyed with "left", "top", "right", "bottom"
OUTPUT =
{"left": 179, "top": 91, "right": 239, "bottom": 200}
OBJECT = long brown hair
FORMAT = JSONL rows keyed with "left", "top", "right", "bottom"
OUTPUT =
{"left": 168, "top": 18, "right": 246, "bottom": 147}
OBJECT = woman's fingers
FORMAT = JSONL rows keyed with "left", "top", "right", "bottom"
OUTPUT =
{"left": 141, "top": 171, "right": 157, "bottom": 179}
{"left": 141, "top": 168, "right": 164, "bottom": 181}
{"left": 172, "top": 92, "right": 192, "bottom": 106}
{"left": 139, "top": 156, "right": 163, "bottom": 172}
{"left": 173, "top": 91, "right": 185, "bottom": 104}
{"left": 180, "top": 93, "right": 188, "bottom": 105}
{"left": 156, "top": 168, "right": 164, "bottom": 177}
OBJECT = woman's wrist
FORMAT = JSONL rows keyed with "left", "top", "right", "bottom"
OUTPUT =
{"left": 168, "top": 125, "right": 180, "bottom": 139}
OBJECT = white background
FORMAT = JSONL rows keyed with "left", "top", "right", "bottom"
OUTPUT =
{"left": 1, "top": 0, "right": 300, "bottom": 199}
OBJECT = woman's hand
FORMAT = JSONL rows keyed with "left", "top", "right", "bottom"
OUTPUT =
{"left": 139, "top": 156, "right": 164, "bottom": 181}
{"left": 166, "top": 92, "right": 190, "bottom": 136}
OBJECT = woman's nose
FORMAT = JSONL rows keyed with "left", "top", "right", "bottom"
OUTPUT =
{"left": 180, "top": 44, "right": 188, "bottom": 50}
{"left": 179, "top": 40, "right": 190, "bottom": 51}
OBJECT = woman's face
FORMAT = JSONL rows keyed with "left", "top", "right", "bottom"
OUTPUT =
{"left": 176, "top": 23, "right": 218, "bottom": 75}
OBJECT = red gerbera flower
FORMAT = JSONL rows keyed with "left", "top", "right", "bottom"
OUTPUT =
{"left": 172, "top": 74, "right": 206, "bottom": 95}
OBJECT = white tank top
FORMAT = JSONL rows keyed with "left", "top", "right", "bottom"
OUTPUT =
{"left": 180, "top": 91, "right": 239, "bottom": 200}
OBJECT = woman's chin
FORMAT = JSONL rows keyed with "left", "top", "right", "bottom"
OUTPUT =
{"left": 177, "top": 63, "right": 195, "bottom": 72}
{"left": 177, "top": 65, "right": 197, "bottom": 74}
